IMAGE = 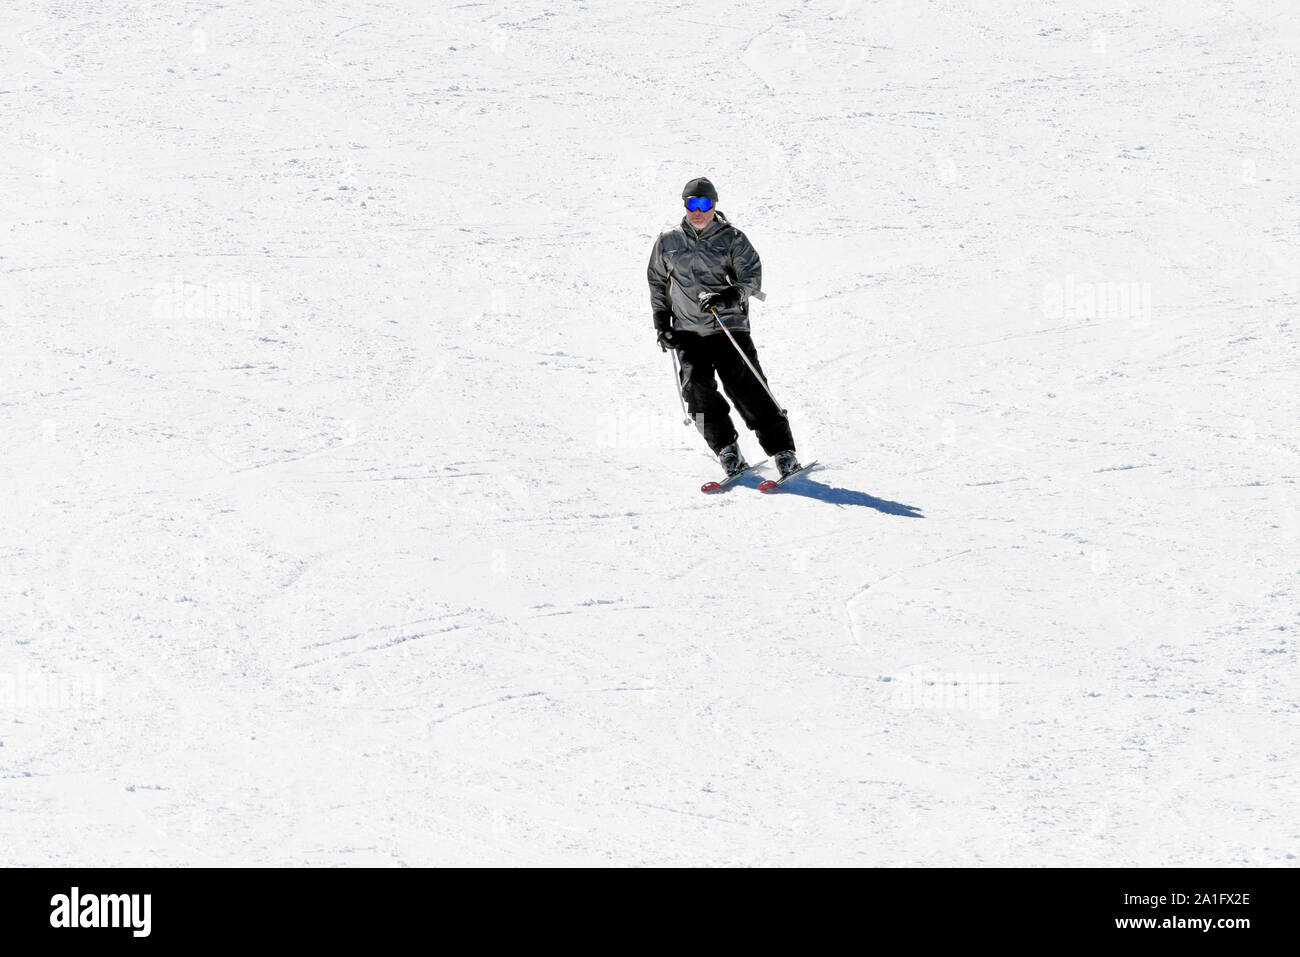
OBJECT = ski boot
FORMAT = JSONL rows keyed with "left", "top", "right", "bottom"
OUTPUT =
{"left": 718, "top": 441, "right": 747, "bottom": 477}
{"left": 774, "top": 450, "right": 802, "bottom": 478}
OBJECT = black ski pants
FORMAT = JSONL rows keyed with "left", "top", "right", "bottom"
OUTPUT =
{"left": 675, "top": 329, "right": 796, "bottom": 457}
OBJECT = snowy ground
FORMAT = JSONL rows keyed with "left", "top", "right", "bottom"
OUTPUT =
{"left": 2, "top": 0, "right": 1297, "bottom": 865}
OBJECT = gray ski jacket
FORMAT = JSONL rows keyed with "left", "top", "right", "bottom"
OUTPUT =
{"left": 647, "top": 214, "right": 762, "bottom": 335}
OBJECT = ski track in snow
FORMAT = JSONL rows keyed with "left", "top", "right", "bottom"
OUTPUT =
{"left": 1, "top": 0, "right": 1297, "bottom": 865}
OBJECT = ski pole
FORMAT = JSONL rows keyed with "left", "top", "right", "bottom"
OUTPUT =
{"left": 710, "top": 308, "right": 788, "bottom": 417}
{"left": 668, "top": 346, "right": 691, "bottom": 426}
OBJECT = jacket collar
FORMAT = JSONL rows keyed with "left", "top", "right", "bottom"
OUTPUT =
{"left": 680, "top": 215, "right": 726, "bottom": 240}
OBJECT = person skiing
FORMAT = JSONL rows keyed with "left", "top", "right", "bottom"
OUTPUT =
{"left": 647, "top": 176, "right": 802, "bottom": 479}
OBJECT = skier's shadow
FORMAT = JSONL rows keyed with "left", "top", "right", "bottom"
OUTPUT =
{"left": 773, "top": 477, "right": 924, "bottom": 516}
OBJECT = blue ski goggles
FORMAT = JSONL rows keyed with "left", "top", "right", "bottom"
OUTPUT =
{"left": 684, "top": 196, "right": 714, "bottom": 212}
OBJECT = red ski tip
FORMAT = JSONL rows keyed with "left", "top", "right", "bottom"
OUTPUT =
{"left": 701, "top": 481, "right": 724, "bottom": 493}
{"left": 757, "top": 479, "right": 779, "bottom": 493}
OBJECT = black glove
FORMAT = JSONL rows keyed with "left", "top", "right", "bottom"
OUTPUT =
{"left": 697, "top": 286, "right": 743, "bottom": 313}
{"left": 653, "top": 310, "right": 676, "bottom": 351}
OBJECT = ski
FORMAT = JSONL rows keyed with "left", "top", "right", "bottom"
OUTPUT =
{"left": 758, "top": 460, "right": 820, "bottom": 493}
{"left": 701, "top": 458, "right": 768, "bottom": 494}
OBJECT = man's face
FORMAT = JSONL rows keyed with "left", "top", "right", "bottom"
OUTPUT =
{"left": 685, "top": 197, "right": 715, "bottom": 231}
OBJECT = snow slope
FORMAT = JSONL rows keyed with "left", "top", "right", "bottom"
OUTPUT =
{"left": 2, "top": 0, "right": 1296, "bottom": 865}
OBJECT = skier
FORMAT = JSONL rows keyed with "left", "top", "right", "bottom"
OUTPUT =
{"left": 647, "top": 176, "right": 802, "bottom": 480}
